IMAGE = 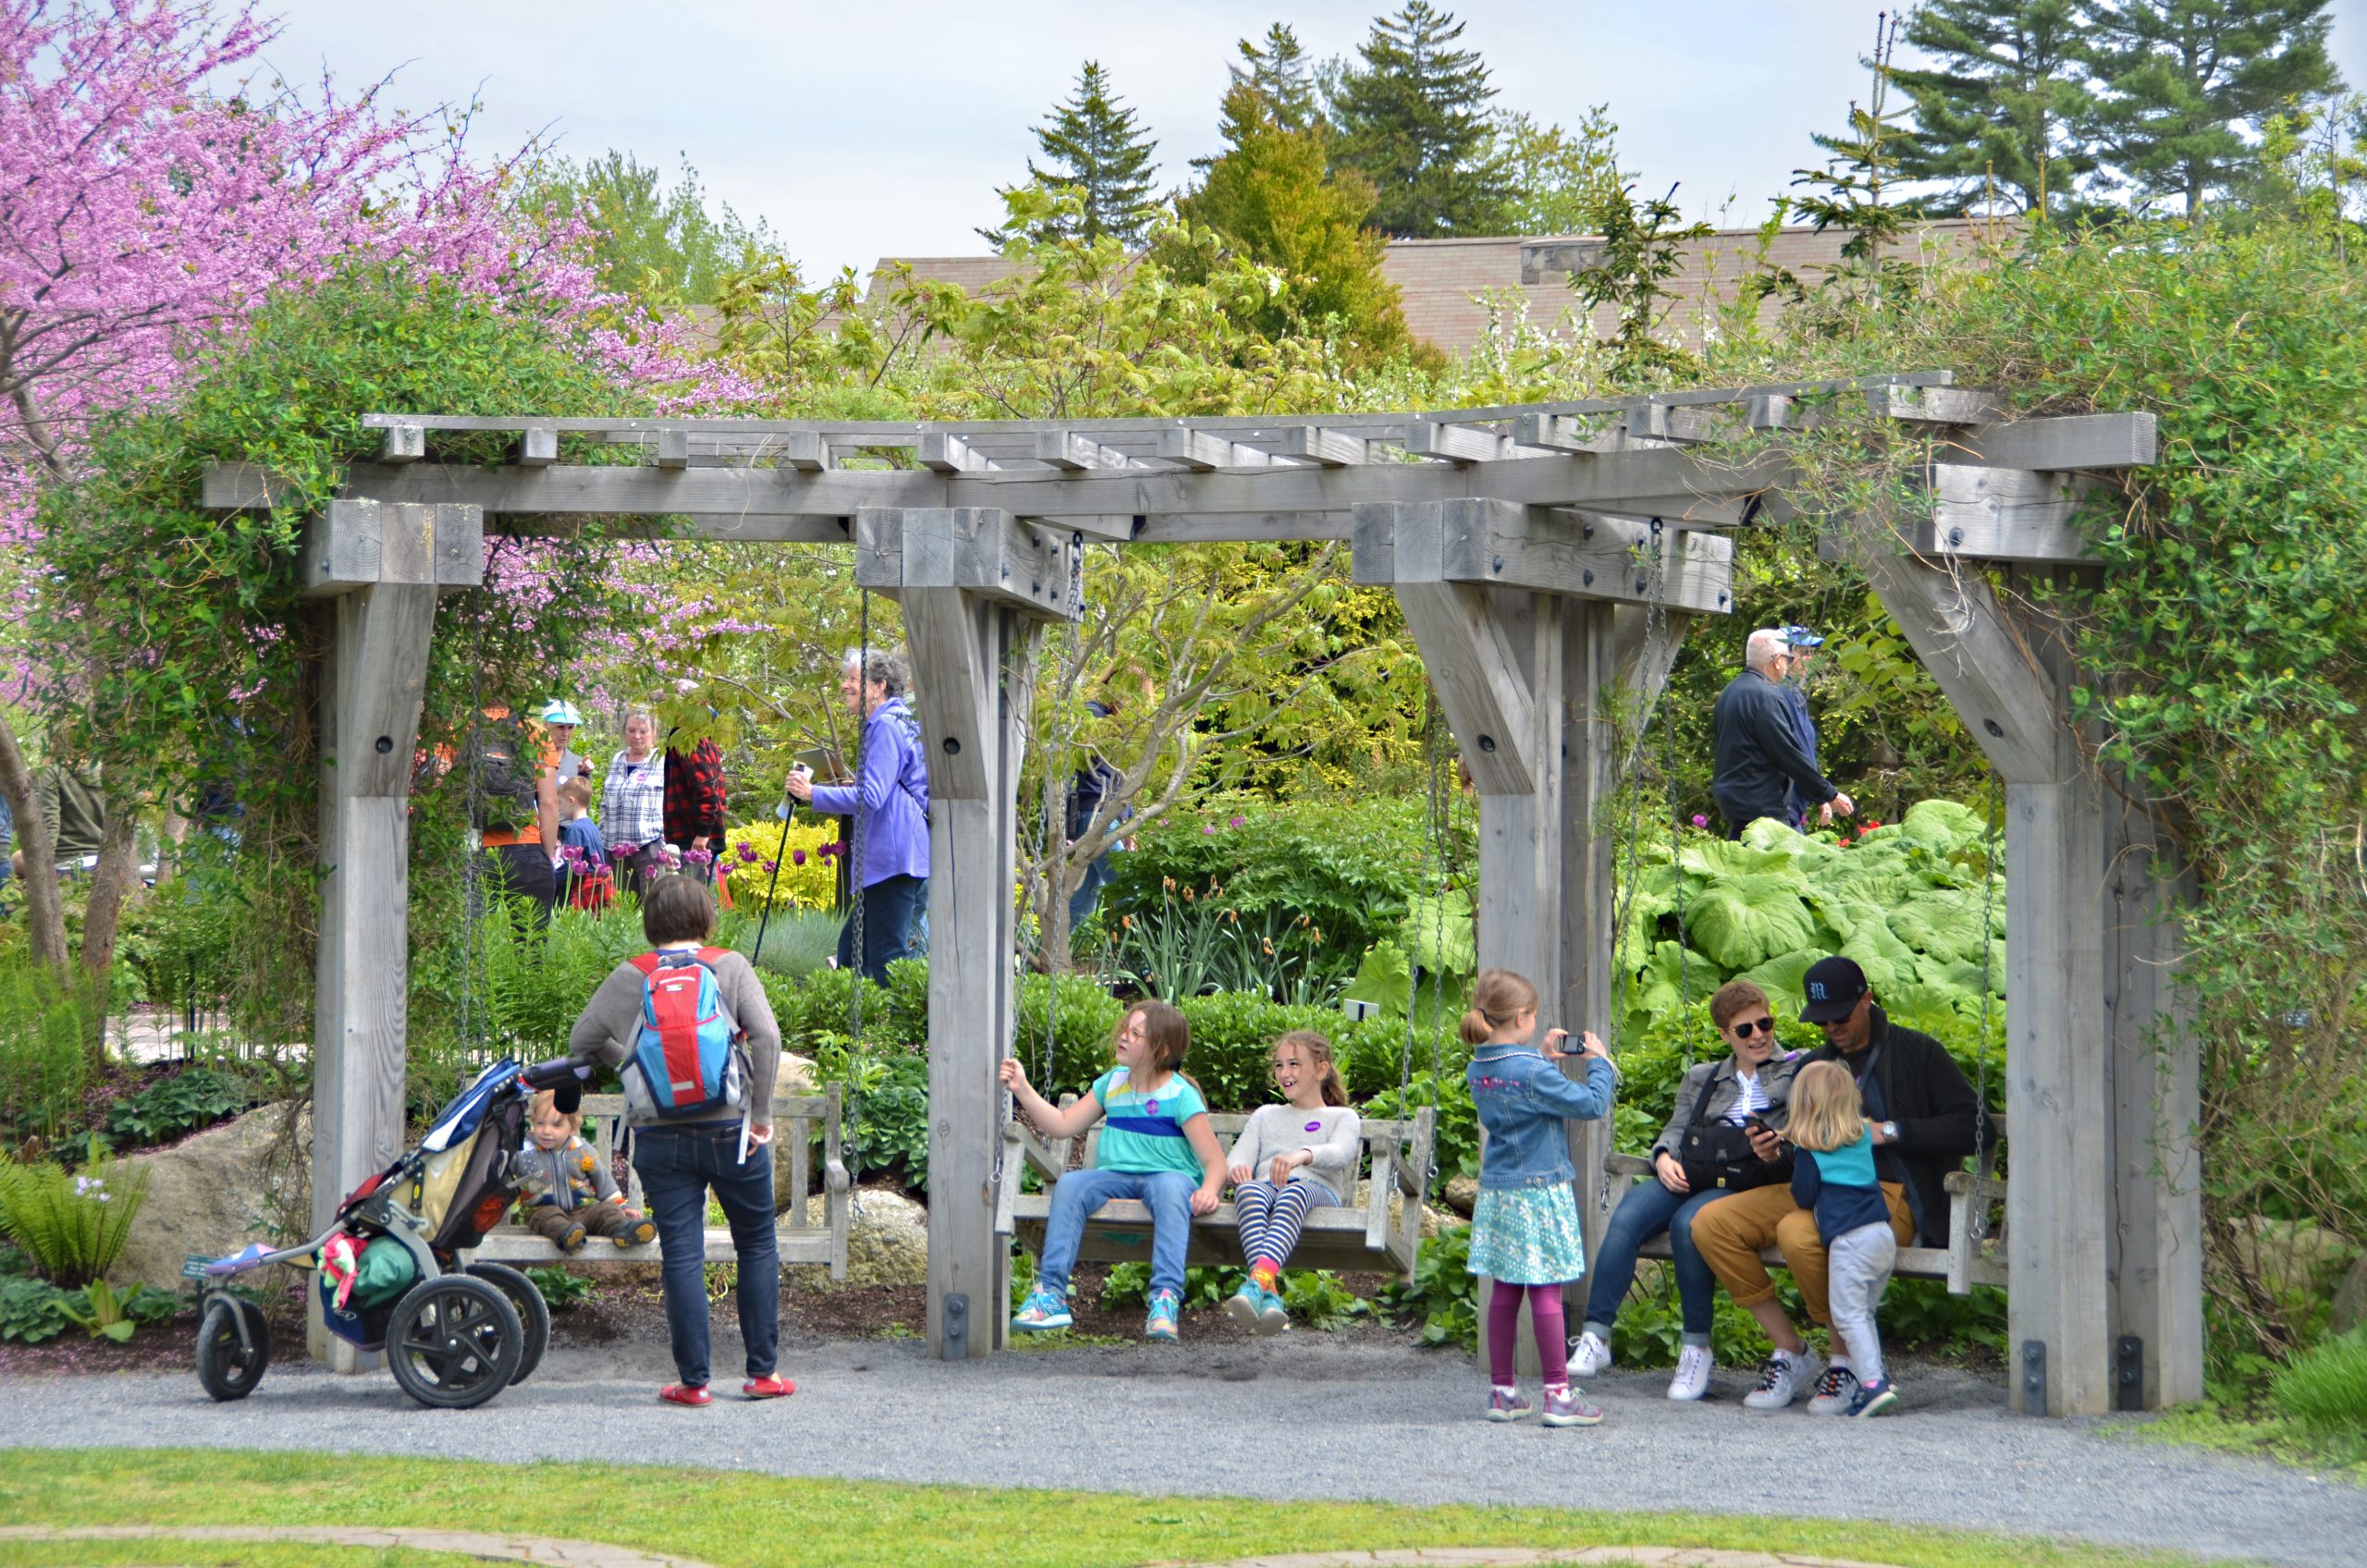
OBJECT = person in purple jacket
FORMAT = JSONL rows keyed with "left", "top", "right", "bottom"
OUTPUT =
{"left": 784, "top": 645, "right": 930, "bottom": 984}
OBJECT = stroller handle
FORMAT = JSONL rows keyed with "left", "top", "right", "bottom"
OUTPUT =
{"left": 521, "top": 1059, "right": 592, "bottom": 1089}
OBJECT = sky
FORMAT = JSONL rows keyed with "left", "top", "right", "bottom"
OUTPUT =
{"left": 252, "top": 0, "right": 2367, "bottom": 283}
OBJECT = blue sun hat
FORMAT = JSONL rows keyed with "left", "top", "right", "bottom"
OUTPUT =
{"left": 538, "top": 699, "right": 585, "bottom": 727}
{"left": 1783, "top": 625, "right": 1825, "bottom": 650}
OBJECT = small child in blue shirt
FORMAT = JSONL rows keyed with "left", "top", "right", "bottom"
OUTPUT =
{"left": 555, "top": 776, "right": 610, "bottom": 910}
{"left": 1786, "top": 1060, "right": 1900, "bottom": 1416}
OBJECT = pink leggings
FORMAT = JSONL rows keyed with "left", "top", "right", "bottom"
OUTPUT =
{"left": 1487, "top": 1280, "right": 1570, "bottom": 1386}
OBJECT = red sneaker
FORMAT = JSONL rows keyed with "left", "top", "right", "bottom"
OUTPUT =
{"left": 742, "top": 1375, "right": 795, "bottom": 1400}
{"left": 658, "top": 1383, "right": 711, "bottom": 1407}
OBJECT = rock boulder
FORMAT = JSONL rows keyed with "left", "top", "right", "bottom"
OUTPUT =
{"left": 107, "top": 1102, "right": 311, "bottom": 1291}
{"left": 785, "top": 1185, "right": 927, "bottom": 1289}
{"left": 1352, "top": 1178, "right": 1447, "bottom": 1242}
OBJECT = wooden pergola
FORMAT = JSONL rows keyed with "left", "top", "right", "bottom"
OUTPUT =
{"left": 202, "top": 374, "right": 2186, "bottom": 1415}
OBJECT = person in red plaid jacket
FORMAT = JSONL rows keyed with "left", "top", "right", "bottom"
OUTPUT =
{"left": 662, "top": 734, "right": 728, "bottom": 882}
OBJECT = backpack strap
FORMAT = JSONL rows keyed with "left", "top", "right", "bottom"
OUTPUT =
{"left": 628, "top": 952, "right": 665, "bottom": 979}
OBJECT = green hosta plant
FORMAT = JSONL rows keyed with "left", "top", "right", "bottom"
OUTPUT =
{"left": 56, "top": 1279, "right": 177, "bottom": 1342}
{"left": 1341, "top": 940, "right": 1414, "bottom": 1018}
{"left": 525, "top": 1265, "right": 594, "bottom": 1310}
{"left": 0, "top": 1158, "right": 149, "bottom": 1289}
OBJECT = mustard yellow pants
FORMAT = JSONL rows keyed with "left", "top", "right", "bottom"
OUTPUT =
{"left": 1688, "top": 1180, "right": 1913, "bottom": 1326}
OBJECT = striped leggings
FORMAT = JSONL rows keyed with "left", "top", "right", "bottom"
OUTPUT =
{"left": 1233, "top": 1179, "right": 1334, "bottom": 1271}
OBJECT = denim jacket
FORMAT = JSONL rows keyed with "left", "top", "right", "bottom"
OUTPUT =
{"left": 1467, "top": 1044, "right": 1616, "bottom": 1191}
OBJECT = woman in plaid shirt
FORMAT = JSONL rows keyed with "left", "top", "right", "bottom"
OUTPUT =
{"left": 599, "top": 710, "right": 668, "bottom": 892}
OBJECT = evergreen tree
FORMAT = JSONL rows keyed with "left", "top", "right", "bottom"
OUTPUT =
{"left": 984, "top": 62, "right": 1161, "bottom": 247}
{"left": 1328, "top": 3, "right": 1509, "bottom": 237}
{"left": 1172, "top": 81, "right": 1412, "bottom": 361}
{"left": 2085, "top": 0, "right": 2344, "bottom": 216}
{"left": 1233, "top": 22, "right": 1322, "bottom": 133}
{"left": 1890, "top": 0, "right": 2097, "bottom": 214}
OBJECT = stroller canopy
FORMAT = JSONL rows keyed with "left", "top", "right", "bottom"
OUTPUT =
{"left": 421, "top": 1060, "right": 520, "bottom": 1154}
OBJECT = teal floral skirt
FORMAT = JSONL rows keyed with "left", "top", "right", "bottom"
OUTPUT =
{"left": 1466, "top": 1184, "right": 1586, "bottom": 1284}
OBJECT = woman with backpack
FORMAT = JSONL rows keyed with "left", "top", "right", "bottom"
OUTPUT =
{"left": 782, "top": 645, "right": 930, "bottom": 985}
{"left": 567, "top": 874, "right": 791, "bottom": 1406}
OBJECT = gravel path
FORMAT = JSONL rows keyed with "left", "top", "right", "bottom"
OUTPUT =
{"left": 8, "top": 1329, "right": 2359, "bottom": 1568}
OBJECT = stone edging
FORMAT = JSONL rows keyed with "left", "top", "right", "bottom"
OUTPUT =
{"left": 0, "top": 1524, "right": 717, "bottom": 1568}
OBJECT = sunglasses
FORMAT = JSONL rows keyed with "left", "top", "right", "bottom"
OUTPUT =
{"left": 1727, "top": 1018, "right": 1776, "bottom": 1038}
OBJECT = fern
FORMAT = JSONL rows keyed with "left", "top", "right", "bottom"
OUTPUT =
{"left": 0, "top": 1158, "right": 150, "bottom": 1289}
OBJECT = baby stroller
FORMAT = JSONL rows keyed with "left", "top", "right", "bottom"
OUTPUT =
{"left": 192, "top": 1057, "right": 590, "bottom": 1410}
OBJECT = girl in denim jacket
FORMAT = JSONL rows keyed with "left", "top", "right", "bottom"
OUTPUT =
{"left": 1464, "top": 967, "right": 1615, "bottom": 1427}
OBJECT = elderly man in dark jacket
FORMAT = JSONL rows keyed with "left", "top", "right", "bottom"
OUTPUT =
{"left": 1711, "top": 629, "right": 1852, "bottom": 836}
{"left": 1691, "top": 957, "right": 1985, "bottom": 1414}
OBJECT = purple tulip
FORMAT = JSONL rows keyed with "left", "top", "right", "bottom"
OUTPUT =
{"left": 764, "top": 860, "right": 779, "bottom": 875}
{"left": 791, "top": 850, "right": 806, "bottom": 866}
{"left": 1692, "top": 815, "right": 1709, "bottom": 828}
{"left": 738, "top": 843, "right": 758, "bottom": 864}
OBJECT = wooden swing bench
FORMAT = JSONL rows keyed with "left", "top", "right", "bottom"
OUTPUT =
{"left": 1600, "top": 1113, "right": 2010, "bottom": 1294}
{"left": 466, "top": 1089, "right": 852, "bottom": 1279}
{"left": 999, "top": 1099, "right": 1439, "bottom": 1279}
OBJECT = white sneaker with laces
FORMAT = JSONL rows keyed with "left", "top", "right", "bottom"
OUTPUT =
{"left": 1742, "top": 1351, "right": 1819, "bottom": 1411}
{"left": 1569, "top": 1329, "right": 1613, "bottom": 1378}
{"left": 1806, "top": 1362, "right": 1859, "bottom": 1415}
{"left": 1666, "top": 1343, "right": 1713, "bottom": 1402}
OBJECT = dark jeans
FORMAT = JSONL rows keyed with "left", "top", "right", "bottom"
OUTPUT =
{"left": 837, "top": 873, "right": 926, "bottom": 985}
{"left": 631, "top": 1121, "right": 779, "bottom": 1388}
{"left": 1067, "top": 854, "right": 1113, "bottom": 929}
{"left": 1581, "top": 1177, "right": 1725, "bottom": 1344}
{"left": 486, "top": 843, "right": 556, "bottom": 928}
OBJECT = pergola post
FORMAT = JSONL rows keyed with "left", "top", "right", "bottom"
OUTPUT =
{"left": 304, "top": 499, "right": 483, "bottom": 1370}
{"left": 1857, "top": 546, "right": 2199, "bottom": 1414}
{"left": 858, "top": 507, "right": 1082, "bottom": 1360}
{"left": 1355, "top": 500, "right": 1717, "bottom": 1378}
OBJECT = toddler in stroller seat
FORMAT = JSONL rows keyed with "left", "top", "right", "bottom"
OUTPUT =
{"left": 516, "top": 1088, "right": 656, "bottom": 1252}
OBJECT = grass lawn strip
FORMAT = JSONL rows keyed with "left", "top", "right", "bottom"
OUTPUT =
{"left": 2108, "top": 1410, "right": 2367, "bottom": 1482}
{"left": 0, "top": 1540, "right": 552, "bottom": 1568}
{"left": 0, "top": 1526, "right": 711, "bottom": 1568}
{"left": 0, "top": 1450, "right": 2242, "bottom": 1568}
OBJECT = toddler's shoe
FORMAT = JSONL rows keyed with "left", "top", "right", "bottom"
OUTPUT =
{"left": 1807, "top": 1364, "right": 1860, "bottom": 1415}
{"left": 1222, "top": 1284, "right": 1263, "bottom": 1331}
{"left": 1485, "top": 1388, "right": 1533, "bottom": 1422}
{"left": 1144, "top": 1287, "right": 1181, "bottom": 1342}
{"left": 1569, "top": 1329, "right": 1613, "bottom": 1378}
{"left": 1255, "top": 1286, "right": 1289, "bottom": 1336}
{"left": 658, "top": 1382, "right": 710, "bottom": 1407}
{"left": 1540, "top": 1387, "right": 1605, "bottom": 1427}
{"left": 556, "top": 1220, "right": 588, "bottom": 1255}
{"left": 1846, "top": 1375, "right": 1900, "bottom": 1418}
{"left": 616, "top": 1212, "right": 656, "bottom": 1247}
{"left": 1011, "top": 1287, "right": 1072, "bottom": 1331}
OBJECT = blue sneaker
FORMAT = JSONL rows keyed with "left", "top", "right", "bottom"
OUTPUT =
{"left": 1145, "top": 1287, "right": 1181, "bottom": 1341}
{"left": 1011, "top": 1287, "right": 1072, "bottom": 1331}
{"left": 1485, "top": 1388, "right": 1533, "bottom": 1422}
{"left": 1222, "top": 1284, "right": 1263, "bottom": 1331}
{"left": 1255, "top": 1285, "right": 1289, "bottom": 1336}
{"left": 1846, "top": 1375, "right": 1900, "bottom": 1417}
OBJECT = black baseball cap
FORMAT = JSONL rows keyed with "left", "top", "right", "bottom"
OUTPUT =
{"left": 1799, "top": 956, "right": 1869, "bottom": 1022}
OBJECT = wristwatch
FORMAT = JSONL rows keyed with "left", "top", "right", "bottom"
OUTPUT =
{"left": 1879, "top": 1121, "right": 1900, "bottom": 1144}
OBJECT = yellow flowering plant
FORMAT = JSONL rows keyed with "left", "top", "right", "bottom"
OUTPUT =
{"left": 722, "top": 819, "right": 841, "bottom": 913}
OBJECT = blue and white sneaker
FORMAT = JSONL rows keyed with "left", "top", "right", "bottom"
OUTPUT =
{"left": 1145, "top": 1287, "right": 1181, "bottom": 1341}
{"left": 1846, "top": 1375, "right": 1900, "bottom": 1417}
{"left": 1223, "top": 1284, "right": 1263, "bottom": 1331}
{"left": 1011, "top": 1286, "right": 1072, "bottom": 1331}
{"left": 1255, "top": 1285, "right": 1289, "bottom": 1336}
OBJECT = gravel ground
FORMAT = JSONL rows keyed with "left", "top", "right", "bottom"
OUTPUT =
{"left": 7, "top": 1320, "right": 2361, "bottom": 1568}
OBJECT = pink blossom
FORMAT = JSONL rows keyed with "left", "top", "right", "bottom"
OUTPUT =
{"left": 1692, "top": 815, "right": 1709, "bottom": 828}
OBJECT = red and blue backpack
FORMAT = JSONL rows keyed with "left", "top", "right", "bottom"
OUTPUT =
{"left": 620, "top": 949, "right": 749, "bottom": 1122}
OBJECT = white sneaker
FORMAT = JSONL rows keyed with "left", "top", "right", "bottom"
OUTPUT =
{"left": 1666, "top": 1343, "right": 1713, "bottom": 1402}
{"left": 1806, "top": 1362, "right": 1859, "bottom": 1415}
{"left": 1742, "top": 1351, "right": 1819, "bottom": 1411}
{"left": 1569, "top": 1329, "right": 1613, "bottom": 1378}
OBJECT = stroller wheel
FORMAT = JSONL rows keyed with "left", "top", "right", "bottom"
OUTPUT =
{"left": 385, "top": 1275, "right": 522, "bottom": 1410}
{"left": 463, "top": 1262, "right": 550, "bottom": 1385}
{"left": 195, "top": 1297, "right": 271, "bottom": 1402}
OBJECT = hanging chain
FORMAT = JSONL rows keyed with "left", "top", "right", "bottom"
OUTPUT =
{"left": 1423, "top": 725, "right": 1449, "bottom": 1195}
{"left": 842, "top": 585, "right": 870, "bottom": 1215}
{"left": 1970, "top": 775, "right": 2002, "bottom": 1242}
{"left": 460, "top": 595, "right": 488, "bottom": 1061}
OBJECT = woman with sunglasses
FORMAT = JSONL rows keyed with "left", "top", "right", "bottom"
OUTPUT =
{"left": 1569, "top": 978, "right": 1798, "bottom": 1401}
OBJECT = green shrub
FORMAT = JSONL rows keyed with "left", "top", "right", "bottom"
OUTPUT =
{"left": 0, "top": 1275, "right": 72, "bottom": 1343}
{"left": 1378, "top": 1221, "right": 1477, "bottom": 1352}
{"left": 524, "top": 1264, "right": 593, "bottom": 1310}
{"left": 0, "top": 957, "right": 96, "bottom": 1144}
{"left": 0, "top": 1158, "right": 148, "bottom": 1289}
{"left": 730, "top": 908, "right": 842, "bottom": 979}
{"left": 104, "top": 1067, "right": 250, "bottom": 1146}
{"left": 1098, "top": 1259, "right": 1367, "bottom": 1329}
{"left": 2273, "top": 1327, "right": 2367, "bottom": 1436}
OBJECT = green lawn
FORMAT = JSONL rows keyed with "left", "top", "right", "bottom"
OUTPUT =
{"left": 0, "top": 1449, "right": 2243, "bottom": 1568}
{"left": 2114, "top": 1406, "right": 2367, "bottom": 1481}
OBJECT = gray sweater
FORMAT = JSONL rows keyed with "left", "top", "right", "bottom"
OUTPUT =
{"left": 1224, "top": 1104, "right": 1363, "bottom": 1203}
{"left": 567, "top": 947, "right": 782, "bottom": 1127}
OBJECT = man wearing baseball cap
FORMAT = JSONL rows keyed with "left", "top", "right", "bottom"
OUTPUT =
{"left": 1778, "top": 626, "right": 1829, "bottom": 831}
{"left": 1689, "top": 955, "right": 1984, "bottom": 1413}
{"left": 1711, "top": 630, "right": 1852, "bottom": 839}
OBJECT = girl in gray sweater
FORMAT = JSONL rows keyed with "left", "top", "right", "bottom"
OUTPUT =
{"left": 1222, "top": 1030, "right": 1361, "bottom": 1334}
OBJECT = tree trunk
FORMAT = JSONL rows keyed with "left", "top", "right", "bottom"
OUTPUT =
{"left": 0, "top": 711, "right": 68, "bottom": 974}
{"left": 80, "top": 790, "right": 141, "bottom": 1056}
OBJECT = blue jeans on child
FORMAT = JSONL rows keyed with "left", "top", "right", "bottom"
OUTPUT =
{"left": 632, "top": 1121, "right": 779, "bottom": 1389}
{"left": 1036, "top": 1167, "right": 1197, "bottom": 1299}
{"left": 1580, "top": 1177, "right": 1726, "bottom": 1345}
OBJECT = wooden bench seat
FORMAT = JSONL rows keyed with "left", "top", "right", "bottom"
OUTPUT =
{"left": 1601, "top": 1112, "right": 2007, "bottom": 1293}
{"left": 466, "top": 1089, "right": 851, "bottom": 1278}
{"left": 1000, "top": 1102, "right": 1438, "bottom": 1279}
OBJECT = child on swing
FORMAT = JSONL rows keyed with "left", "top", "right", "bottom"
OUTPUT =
{"left": 1000, "top": 1000, "right": 1226, "bottom": 1341}
{"left": 1221, "top": 1030, "right": 1361, "bottom": 1333}
{"left": 1464, "top": 967, "right": 1615, "bottom": 1427}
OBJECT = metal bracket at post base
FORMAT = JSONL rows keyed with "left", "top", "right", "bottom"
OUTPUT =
{"left": 941, "top": 1292, "right": 969, "bottom": 1361}
{"left": 2116, "top": 1334, "right": 2145, "bottom": 1412}
{"left": 2021, "top": 1339, "right": 2048, "bottom": 1414}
